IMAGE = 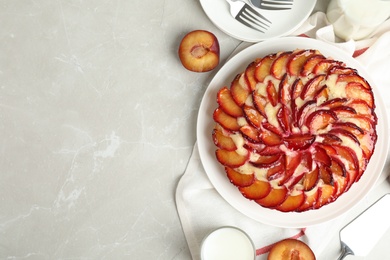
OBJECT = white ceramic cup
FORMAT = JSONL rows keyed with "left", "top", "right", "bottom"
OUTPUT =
{"left": 326, "top": 0, "right": 390, "bottom": 41}
{"left": 201, "top": 226, "right": 255, "bottom": 260}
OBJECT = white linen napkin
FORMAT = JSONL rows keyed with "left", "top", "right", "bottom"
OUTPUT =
{"left": 176, "top": 12, "right": 390, "bottom": 260}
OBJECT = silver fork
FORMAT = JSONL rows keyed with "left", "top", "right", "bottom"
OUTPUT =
{"left": 250, "top": 0, "right": 293, "bottom": 10}
{"left": 226, "top": 0, "right": 271, "bottom": 33}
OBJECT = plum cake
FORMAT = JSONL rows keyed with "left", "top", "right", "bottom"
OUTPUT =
{"left": 212, "top": 49, "right": 377, "bottom": 212}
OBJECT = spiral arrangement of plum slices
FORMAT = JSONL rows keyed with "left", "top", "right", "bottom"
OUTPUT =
{"left": 212, "top": 49, "right": 377, "bottom": 212}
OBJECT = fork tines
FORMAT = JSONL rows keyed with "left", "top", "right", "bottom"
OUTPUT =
{"left": 262, "top": 0, "right": 293, "bottom": 5}
{"left": 236, "top": 5, "right": 271, "bottom": 33}
{"left": 258, "top": 0, "right": 293, "bottom": 10}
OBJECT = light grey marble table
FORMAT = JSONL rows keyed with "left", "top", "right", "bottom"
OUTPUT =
{"left": 0, "top": 0, "right": 240, "bottom": 259}
{"left": 2, "top": 0, "right": 389, "bottom": 259}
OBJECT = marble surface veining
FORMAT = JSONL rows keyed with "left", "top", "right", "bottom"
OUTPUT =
{"left": 0, "top": 0, "right": 240, "bottom": 259}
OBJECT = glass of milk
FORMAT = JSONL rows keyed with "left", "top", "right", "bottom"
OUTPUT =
{"left": 326, "top": 0, "right": 390, "bottom": 41}
{"left": 201, "top": 226, "right": 255, "bottom": 260}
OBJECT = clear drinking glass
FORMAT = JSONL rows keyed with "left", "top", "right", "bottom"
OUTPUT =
{"left": 201, "top": 226, "right": 255, "bottom": 260}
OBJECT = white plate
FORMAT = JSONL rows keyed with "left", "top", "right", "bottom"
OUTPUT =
{"left": 196, "top": 37, "right": 389, "bottom": 228}
{"left": 199, "top": 0, "right": 317, "bottom": 42}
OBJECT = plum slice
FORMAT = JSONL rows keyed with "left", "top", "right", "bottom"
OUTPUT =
{"left": 225, "top": 167, "right": 254, "bottom": 187}
{"left": 216, "top": 149, "right": 248, "bottom": 168}
{"left": 230, "top": 74, "right": 250, "bottom": 106}
{"left": 213, "top": 108, "right": 240, "bottom": 131}
{"left": 297, "top": 188, "right": 320, "bottom": 212}
{"left": 271, "top": 51, "right": 292, "bottom": 79}
{"left": 256, "top": 186, "right": 288, "bottom": 208}
{"left": 217, "top": 87, "right": 243, "bottom": 117}
{"left": 243, "top": 105, "right": 264, "bottom": 129}
{"left": 255, "top": 54, "right": 277, "bottom": 82}
{"left": 287, "top": 49, "right": 318, "bottom": 76}
{"left": 239, "top": 180, "right": 271, "bottom": 200}
{"left": 212, "top": 128, "right": 237, "bottom": 151}
{"left": 275, "top": 192, "right": 305, "bottom": 212}
{"left": 284, "top": 134, "right": 315, "bottom": 151}
{"left": 240, "top": 125, "right": 261, "bottom": 143}
{"left": 251, "top": 153, "right": 283, "bottom": 168}
{"left": 245, "top": 59, "right": 261, "bottom": 91}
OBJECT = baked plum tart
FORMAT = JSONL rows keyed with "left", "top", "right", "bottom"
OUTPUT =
{"left": 212, "top": 49, "right": 377, "bottom": 212}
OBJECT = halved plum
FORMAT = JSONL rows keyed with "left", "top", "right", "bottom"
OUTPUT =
{"left": 267, "top": 239, "right": 316, "bottom": 260}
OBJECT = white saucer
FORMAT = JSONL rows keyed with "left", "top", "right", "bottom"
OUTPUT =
{"left": 199, "top": 0, "right": 317, "bottom": 42}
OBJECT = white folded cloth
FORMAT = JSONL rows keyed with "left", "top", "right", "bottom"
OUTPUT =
{"left": 176, "top": 11, "right": 390, "bottom": 260}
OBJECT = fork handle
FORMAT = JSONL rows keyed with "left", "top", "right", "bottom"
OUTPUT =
{"left": 337, "top": 242, "right": 354, "bottom": 260}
